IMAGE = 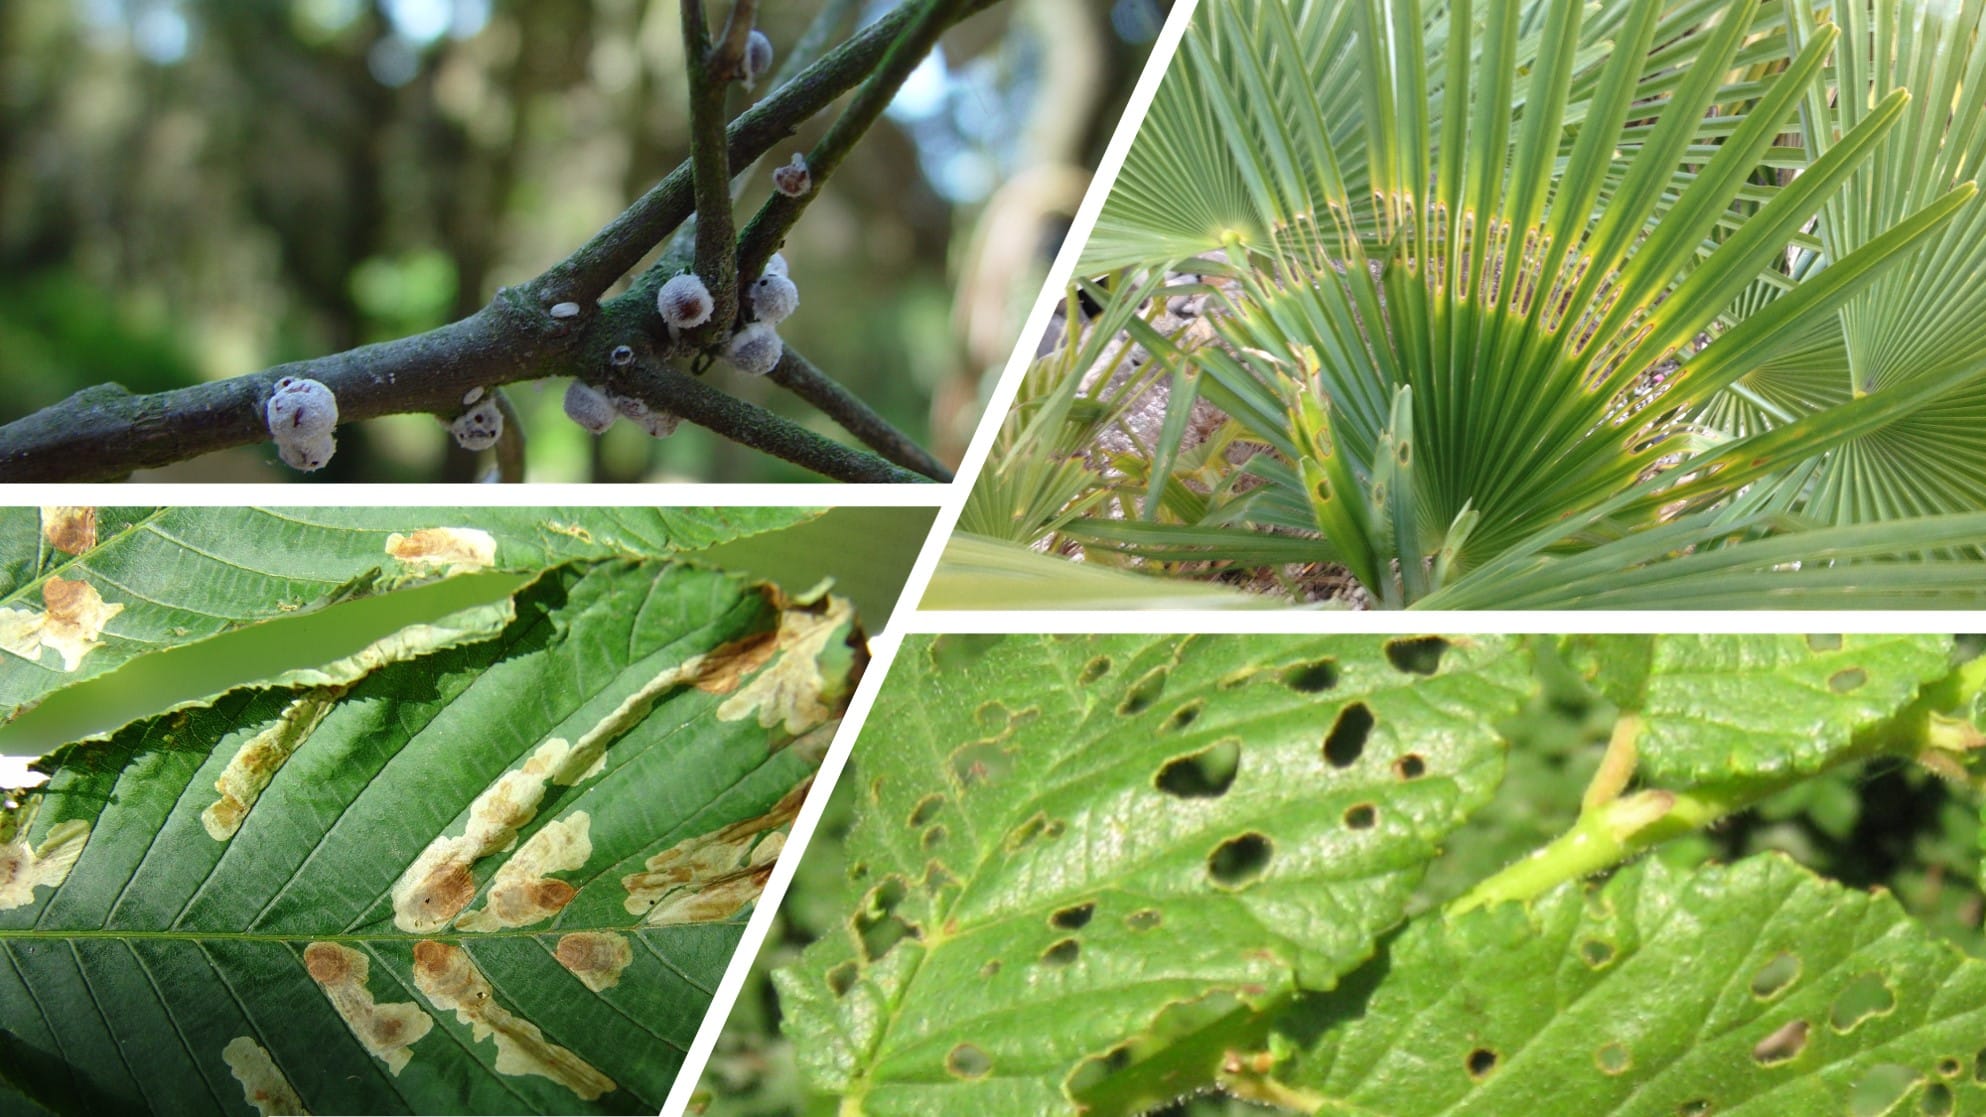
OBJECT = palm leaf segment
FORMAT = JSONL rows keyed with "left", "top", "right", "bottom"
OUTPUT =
{"left": 1089, "top": 0, "right": 1979, "bottom": 606}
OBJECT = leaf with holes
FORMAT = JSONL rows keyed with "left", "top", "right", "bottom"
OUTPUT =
{"left": 775, "top": 633, "right": 1531, "bottom": 1114}
{"left": 0, "top": 506, "right": 817, "bottom": 719}
{"left": 1561, "top": 635, "right": 1956, "bottom": 781}
{"left": 0, "top": 558, "right": 863, "bottom": 1115}
{"left": 1270, "top": 854, "right": 1986, "bottom": 1117}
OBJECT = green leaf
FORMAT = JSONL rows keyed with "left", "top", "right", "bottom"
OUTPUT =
{"left": 1562, "top": 635, "right": 1955, "bottom": 781}
{"left": 1275, "top": 854, "right": 1986, "bottom": 1117}
{"left": 0, "top": 558, "right": 863, "bottom": 1115}
{"left": 923, "top": 534, "right": 1283, "bottom": 611}
{"left": 0, "top": 506, "right": 815, "bottom": 719}
{"left": 776, "top": 633, "right": 1532, "bottom": 1114}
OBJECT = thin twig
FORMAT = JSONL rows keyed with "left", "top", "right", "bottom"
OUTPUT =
{"left": 768, "top": 349, "right": 954, "bottom": 480}
{"left": 682, "top": 1, "right": 744, "bottom": 339}
{"left": 608, "top": 355, "right": 928, "bottom": 483}
{"left": 491, "top": 388, "right": 527, "bottom": 482}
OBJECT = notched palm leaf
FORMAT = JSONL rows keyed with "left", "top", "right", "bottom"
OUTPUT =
{"left": 0, "top": 558, "right": 863, "bottom": 1115}
{"left": 778, "top": 633, "right": 1532, "bottom": 1115}
{"left": 0, "top": 506, "right": 818, "bottom": 718}
{"left": 1272, "top": 854, "right": 1986, "bottom": 1116}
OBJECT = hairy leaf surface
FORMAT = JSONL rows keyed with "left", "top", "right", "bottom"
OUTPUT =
{"left": 0, "top": 559, "right": 862, "bottom": 1115}
{"left": 0, "top": 506, "right": 816, "bottom": 717}
{"left": 777, "top": 633, "right": 1531, "bottom": 1114}
{"left": 1280, "top": 854, "right": 1986, "bottom": 1116}
{"left": 1563, "top": 634, "right": 1955, "bottom": 781}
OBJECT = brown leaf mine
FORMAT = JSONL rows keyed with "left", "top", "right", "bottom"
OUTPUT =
{"left": 0, "top": 819, "right": 90, "bottom": 912}
{"left": 717, "top": 595, "right": 855, "bottom": 734}
{"left": 39, "top": 506, "right": 97, "bottom": 555}
{"left": 555, "top": 933, "right": 634, "bottom": 992}
{"left": 455, "top": 812, "right": 592, "bottom": 932}
{"left": 412, "top": 942, "right": 615, "bottom": 1100}
{"left": 203, "top": 693, "right": 338, "bottom": 841}
{"left": 384, "top": 527, "right": 497, "bottom": 572}
{"left": 302, "top": 942, "right": 433, "bottom": 1075}
{"left": 624, "top": 785, "right": 804, "bottom": 925}
{"left": 222, "top": 1036, "right": 309, "bottom": 1116}
{"left": 0, "top": 577, "right": 125, "bottom": 672}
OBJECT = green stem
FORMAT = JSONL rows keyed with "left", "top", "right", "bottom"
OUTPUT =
{"left": 1452, "top": 653, "right": 1986, "bottom": 913}
{"left": 682, "top": 0, "right": 744, "bottom": 340}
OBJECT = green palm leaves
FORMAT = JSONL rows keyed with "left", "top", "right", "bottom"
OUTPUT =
{"left": 958, "top": 0, "right": 1986, "bottom": 609}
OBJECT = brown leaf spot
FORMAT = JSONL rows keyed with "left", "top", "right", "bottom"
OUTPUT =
{"left": 623, "top": 785, "right": 805, "bottom": 924}
{"left": 692, "top": 631, "right": 780, "bottom": 695}
{"left": 456, "top": 813, "right": 593, "bottom": 933}
{"left": 40, "top": 507, "right": 97, "bottom": 555}
{"left": 0, "top": 578, "right": 124, "bottom": 672}
{"left": 555, "top": 933, "right": 634, "bottom": 993}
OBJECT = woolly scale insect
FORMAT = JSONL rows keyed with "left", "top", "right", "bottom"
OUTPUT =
{"left": 658, "top": 274, "right": 714, "bottom": 330}
{"left": 264, "top": 376, "right": 338, "bottom": 472}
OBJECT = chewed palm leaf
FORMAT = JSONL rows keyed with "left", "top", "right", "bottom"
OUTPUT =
{"left": 1054, "top": 0, "right": 1983, "bottom": 608}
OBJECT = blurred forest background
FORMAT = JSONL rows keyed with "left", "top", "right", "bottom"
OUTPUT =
{"left": 0, "top": 0, "right": 1169, "bottom": 481}
{"left": 698, "top": 636, "right": 1986, "bottom": 1115}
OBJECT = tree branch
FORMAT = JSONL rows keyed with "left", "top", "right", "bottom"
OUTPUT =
{"left": 768, "top": 348, "right": 954, "bottom": 480}
{"left": 606, "top": 352, "right": 927, "bottom": 484}
{"left": 0, "top": 0, "right": 1002, "bottom": 482}
{"left": 681, "top": 1, "right": 746, "bottom": 337}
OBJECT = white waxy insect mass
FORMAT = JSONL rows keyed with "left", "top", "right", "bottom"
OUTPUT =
{"left": 725, "top": 322, "right": 783, "bottom": 376}
{"left": 449, "top": 397, "right": 504, "bottom": 451}
{"left": 749, "top": 272, "right": 800, "bottom": 324}
{"left": 549, "top": 301, "right": 581, "bottom": 320}
{"left": 742, "top": 29, "right": 774, "bottom": 89}
{"left": 265, "top": 376, "right": 340, "bottom": 471}
{"left": 657, "top": 273, "right": 715, "bottom": 329}
{"left": 763, "top": 251, "right": 789, "bottom": 277}
{"left": 562, "top": 380, "right": 617, "bottom": 434}
{"left": 771, "top": 152, "right": 812, "bottom": 197}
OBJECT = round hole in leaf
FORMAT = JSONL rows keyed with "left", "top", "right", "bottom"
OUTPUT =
{"left": 827, "top": 961, "right": 858, "bottom": 997}
{"left": 952, "top": 740, "right": 1013, "bottom": 790}
{"left": 1465, "top": 1048, "right": 1498, "bottom": 1080}
{"left": 1395, "top": 753, "right": 1427, "bottom": 780}
{"left": 848, "top": 860, "right": 869, "bottom": 882}
{"left": 1922, "top": 1081, "right": 1954, "bottom": 1117}
{"left": 1005, "top": 813, "right": 1049, "bottom": 852}
{"left": 1751, "top": 1019, "right": 1808, "bottom": 1066}
{"left": 1040, "top": 938, "right": 1080, "bottom": 967}
{"left": 1385, "top": 636, "right": 1449, "bottom": 676}
{"left": 1749, "top": 952, "right": 1800, "bottom": 1000}
{"left": 1829, "top": 667, "right": 1868, "bottom": 694}
{"left": 1595, "top": 1042, "right": 1632, "bottom": 1075}
{"left": 1280, "top": 659, "right": 1339, "bottom": 693}
{"left": 1976, "top": 1049, "right": 1986, "bottom": 1083}
{"left": 1807, "top": 634, "right": 1844, "bottom": 652}
{"left": 1067, "top": 1044, "right": 1135, "bottom": 1096}
{"left": 1207, "top": 832, "right": 1273, "bottom": 888}
{"left": 1051, "top": 903, "right": 1096, "bottom": 931}
{"left": 1080, "top": 656, "right": 1112, "bottom": 684}
{"left": 1580, "top": 939, "right": 1616, "bottom": 968}
{"left": 1119, "top": 668, "right": 1169, "bottom": 716}
{"left": 1677, "top": 1102, "right": 1711, "bottom": 1117}
{"left": 1937, "top": 1056, "right": 1962, "bottom": 1078}
{"left": 1044, "top": 819, "right": 1066, "bottom": 840}
{"left": 1829, "top": 972, "right": 1896, "bottom": 1034}
{"left": 1343, "top": 803, "right": 1378, "bottom": 830}
{"left": 1324, "top": 703, "right": 1374, "bottom": 768}
{"left": 868, "top": 777, "right": 885, "bottom": 803}
{"left": 1162, "top": 701, "right": 1205, "bottom": 733}
{"left": 1848, "top": 1064, "right": 1922, "bottom": 1117}
{"left": 908, "top": 794, "right": 944, "bottom": 828}
{"left": 1156, "top": 740, "right": 1240, "bottom": 799}
{"left": 1126, "top": 908, "right": 1162, "bottom": 932}
{"left": 979, "top": 959, "right": 1001, "bottom": 979}
{"left": 946, "top": 1043, "right": 992, "bottom": 1080}
{"left": 922, "top": 825, "right": 946, "bottom": 851}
